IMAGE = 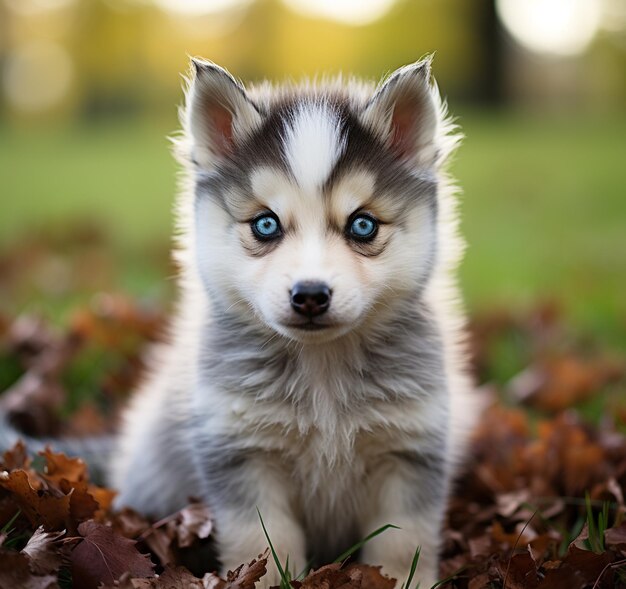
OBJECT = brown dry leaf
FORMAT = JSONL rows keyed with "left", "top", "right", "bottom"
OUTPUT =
{"left": 468, "top": 534, "right": 493, "bottom": 560}
{"left": 605, "top": 522, "right": 626, "bottom": 552}
{"left": 0, "top": 441, "right": 42, "bottom": 489}
{"left": 0, "top": 373, "right": 66, "bottom": 437}
{"left": 293, "top": 563, "right": 352, "bottom": 589}
{"left": 0, "top": 440, "right": 31, "bottom": 471}
{"left": 591, "top": 477, "right": 625, "bottom": 513}
{"left": 0, "top": 315, "right": 78, "bottom": 438}
{"left": 5, "top": 315, "right": 58, "bottom": 366}
{"left": 563, "top": 545, "right": 615, "bottom": 583}
{"left": 467, "top": 572, "right": 491, "bottom": 589}
{"left": 221, "top": 550, "right": 268, "bottom": 589}
{"left": 345, "top": 564, "right": 396, "bottom": 589}
{"left": 69, "top": 295, "right": 163, "bottom": 350}
{"left": 0, "top": 469, "right": 70, "bottom": 530}
{"left": 491, "top": 520, "right": 538, "bottom": 548}
{"left": 142, "top": 527, "right": 177, "bottom": 567}
{"left": 89, "top": 484, "right": 117, "bottom": 517}
{"left": 294, "top": 562, "right": 396, "bottom": 589}
{"left": 136, "top": 500, "right": 213, "bottom": 566}
{"left": 171, "top": 500, "right": 213, "bottom": 548}
{"left": 21, "top": 526, "right": 65, "bottom": 575}
{"left": 0, "top": 550, "right": 59, "bottom": 589}
{"left": 41, "top": 448, "right": 88, "bottom": 485}
{"left": 528, "top": 532, "right": 560, "bottom": 565}
{"left": 103, "top": 566, "right": 206, "bottom": 589}
{"left": 495, "top": 490, "right": 531, "bottom": 519}
{"left": 202, "top": 571, "right": 226, "bottom": 589}
{"left": 525, "top": 355, "right": 624, "bottom": 413}
{"left": 535, "top": 546, "right": 616, "bottom": 589}
{"left": 111, "top": 508, "right": 152, "bottom": 538}
{"left": 41, "top": 447, "right": 115, "bottom": 522}
{"left": 71, "top": 520, "right": 155, "bottom": 589}
{"left": 495, "top": 551, "right": 540, "bottom": 589}
{"left": 63, "top": 479, "right": 101, "bottom": 523}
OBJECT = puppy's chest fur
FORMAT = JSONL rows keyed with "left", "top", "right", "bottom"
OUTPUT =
{"left": 192, "top": 308, "right": 449, "bottom": 558}
{"left": 197, "top": 307, "right": 447, "bottom": 456}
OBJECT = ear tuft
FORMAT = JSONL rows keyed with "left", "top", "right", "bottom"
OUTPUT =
{"left": 184, "top": 59, "right": 262, "bottom": 170}
{"left": 361, "top": 57, "right": 441, "bottom": 168}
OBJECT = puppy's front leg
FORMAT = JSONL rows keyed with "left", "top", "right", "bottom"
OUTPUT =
{"left": 201, "top": 453, "right": 306, "bottom": 587}
{"left": 359, "top": 450, "right": 450, "bottom": 589}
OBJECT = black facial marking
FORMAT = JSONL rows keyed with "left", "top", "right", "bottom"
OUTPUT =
{"left": 322, "top": 107, "right": 438, "bottom": 215}
{"left": 194, "top": 89, "right": 438, "bottom": 227}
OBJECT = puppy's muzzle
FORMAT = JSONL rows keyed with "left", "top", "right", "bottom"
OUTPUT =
{"left": 290, "top": 281, "right": 332, "bottom": 318}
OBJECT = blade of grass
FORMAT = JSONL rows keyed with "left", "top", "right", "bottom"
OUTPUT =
{"left": 284, "top": 555, "right": 292, "bottom": 584}
{"left": 595, "top": 501, "right": 609, "bottom": 552}
{"left": 401, "top": 545, "right": 421, "bottom": 589}
{"left": 503, "top": 509, "right": 538, "bottom": 589}
{"left": 1, "top": 509, "right": 21, "bottom": 536}
{"left": 585, "top": 492, "right": 600, "bottom": 553}
{"left": 257, "top": 508, "right": 290, "bottom": 589}
{"left": 333, "top": 524, "right": 400, "bottom": 564}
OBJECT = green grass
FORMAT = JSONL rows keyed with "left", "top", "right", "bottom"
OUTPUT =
{"left": 584, "top": 493, "right": 610, "bottom": 554}
{"left": 454, "top": 111, "right": 626, "bottom": 345}
{"left": 1, "top": 112, "right": 625, "bottom": 344}
{"left": 0, "top": 119, "right": 177, "bottom": 250}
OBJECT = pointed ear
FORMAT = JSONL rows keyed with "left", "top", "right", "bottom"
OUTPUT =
{"left": 185, "top": 59, "right": 263, "bottom": 169}
{"left": 360, "top": 57, "right": 440, "bottom": 168}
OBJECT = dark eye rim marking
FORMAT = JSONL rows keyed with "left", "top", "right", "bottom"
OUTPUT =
{"left": 250, "top": 211, "right": 283, "bottom": 241}
{"left": 346, "top": 211, "right": 379, "bottom": 242}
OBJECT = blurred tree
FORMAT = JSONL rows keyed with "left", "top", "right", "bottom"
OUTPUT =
{"left": 473, "top": 0, "right": 504, "bottom": 104}
{"left": 0, "top": 0, "right": 624, "bottom": 121}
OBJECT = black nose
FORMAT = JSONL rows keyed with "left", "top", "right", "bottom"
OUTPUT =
{"left": 290, "top": 281, "right": 332, "bottom": 317}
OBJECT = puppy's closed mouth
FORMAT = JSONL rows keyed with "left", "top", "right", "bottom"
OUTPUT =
{"left": 286, "top": 322, "right": 333, "bottom": 331}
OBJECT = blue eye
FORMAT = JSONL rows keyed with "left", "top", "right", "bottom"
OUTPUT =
{"left": 252, "top": 214, "right": 282, "bottom": 240}
{"left": 349, "top": 214, "right": 378, "bottom": 240}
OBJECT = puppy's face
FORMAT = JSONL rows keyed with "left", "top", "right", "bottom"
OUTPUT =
{"left": 188, "top": 61, "right": 442, "bottom": 343}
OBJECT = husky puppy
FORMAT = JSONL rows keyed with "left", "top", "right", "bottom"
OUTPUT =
{"left": 3, "top": 58, "right": 477, "bottom": 587}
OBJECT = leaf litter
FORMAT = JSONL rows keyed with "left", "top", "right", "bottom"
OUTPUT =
{"left": 0, "top": 297, "right": 625, "bottom": 588}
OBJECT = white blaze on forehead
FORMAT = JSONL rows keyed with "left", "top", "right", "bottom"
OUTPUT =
{"left": 282, "top": 101, "right": 346, "bottom": 193}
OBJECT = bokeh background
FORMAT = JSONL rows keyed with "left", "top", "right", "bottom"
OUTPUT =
{"left": 1, "top": 0, "right": 625, "bottom": 345}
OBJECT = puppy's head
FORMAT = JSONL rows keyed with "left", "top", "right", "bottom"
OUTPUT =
{"left": 182, "top": 58, "right": 453, "bottom": 343}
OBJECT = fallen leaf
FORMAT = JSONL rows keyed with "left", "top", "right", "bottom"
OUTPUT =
{"left": 292, "top": 563, "right": 351, "bottom": 589}
{"left": 467, "top": 572, "right": 491, "bottom": 589}
{"left": 103, "top": 566, "right": 205, "bottom": 589}
{"left": 0, "top": 549, "right": 59, "bottom": 589}
{"left": 71, "top": 520, "right": 155, "bottom": 589}
{"left": 143, "top": 527, "right": 176, "bottom": 567}
{"left": 605, "top": 522, "right": 626, "bottom": 552}
{"left": 41, "top": 448, "right": 88, "bottom": 485}
{"left": 0, "top": 469, "right": 70, "bottom": 530}
{"left": 172, "top": 500, "right": 213, "bottom": 548}
{"left": 221, "top": 550, "right": 268, "bottom": 589}
{"left": 495, "top": 551, "right": 540, "bottom": 589}
{"left": 0, "top": 440, "right": 31, "bottom": 471}
{"left": 345, "top": 564, "right": 396, "bottom": 589}
{"left": 21, "top": 526, "right": 65, "bottom": 575}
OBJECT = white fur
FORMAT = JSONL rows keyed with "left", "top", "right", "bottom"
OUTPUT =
{"left": 283, "top": 102, "right": 346, "bottom": 193}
